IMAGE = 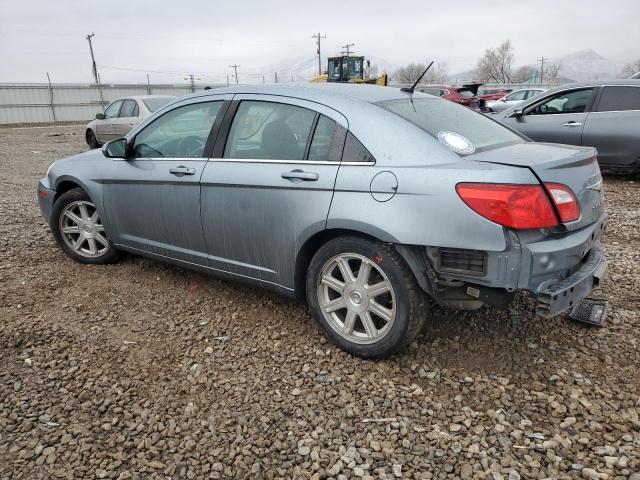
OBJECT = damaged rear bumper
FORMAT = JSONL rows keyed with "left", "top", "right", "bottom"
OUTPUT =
{"left": 535, "top": 244, "right": 607, "bottom": 317}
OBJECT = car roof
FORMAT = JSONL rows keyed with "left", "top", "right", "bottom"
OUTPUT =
{"left": 115, "top": 95, "right": 174, "bottom": 101}
{"left": 177, "top": 83, "right": 420, "bottom": 109}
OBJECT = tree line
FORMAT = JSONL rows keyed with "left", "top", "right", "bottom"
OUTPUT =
{"left": 393, "top": 39, "right": 562, "bottom": 85}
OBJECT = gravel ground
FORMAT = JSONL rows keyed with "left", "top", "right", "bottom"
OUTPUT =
{"left": 0, "top": 124, "right": 638, "bottom": 480}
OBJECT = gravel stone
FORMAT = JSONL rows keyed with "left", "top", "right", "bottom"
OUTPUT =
{"left": 0, "top": 124, "right": 639, "bottom": 479}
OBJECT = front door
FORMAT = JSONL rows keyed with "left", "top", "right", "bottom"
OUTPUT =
{"left": 502, "top": 88, "right": 595, "bottom": 146}
{"left": 111, "top": 99, "right": 140, "bottom": 138}
{"left": 95, "top": 100, "right": 122, "bottom": 143}
{"left": 102, "top": 98, "right": 228, "bottom": 265}
{"left": 200, "top": 96, "right": 347, "bottom": 290}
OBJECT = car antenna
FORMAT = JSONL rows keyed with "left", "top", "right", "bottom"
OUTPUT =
{"left": 401, "top": 61, "right": 434, "bottom": 94}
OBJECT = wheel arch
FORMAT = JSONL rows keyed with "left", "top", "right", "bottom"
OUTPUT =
{"left": 293, "top": 227, "right": 435, "bottom": 302}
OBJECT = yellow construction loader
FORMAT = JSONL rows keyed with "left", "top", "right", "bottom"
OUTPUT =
{"left": 310, "top": 55, "right": 388, "bottom": 86}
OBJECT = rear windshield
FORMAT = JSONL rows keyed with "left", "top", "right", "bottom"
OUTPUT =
{"left": 377, "top": 98, "right": 524, "bottom": 154}
{"left": 142, "top": 97, "right": 173, "bottom": 112}
{"left": 457, "top": 89, "right": 475, "bottom": 98}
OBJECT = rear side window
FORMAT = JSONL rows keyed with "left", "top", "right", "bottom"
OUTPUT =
{"left": 597, "top": 86, "right": 640, "bottom": 112}
{"left": 119, "top": 100, "right": 137, "bottom": 117}
{"left": 224, "top": 101, "right": 315, "bottom": 160}
{"left": 308, "top": 115, "right": 336, "bottom": 161}
{"left": 378, "top": 98, "right": 523, "bottom": 154}
{"left": 506, "top": 91, "right": 527, "bottom": 101}
{"left": 342, "top": 132, "right": 375, "bottom": 163}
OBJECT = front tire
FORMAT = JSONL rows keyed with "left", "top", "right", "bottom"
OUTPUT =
{"left": 306, "top": 236, "right": 426, "bottom": 359}
{"left": 86, "top": 129, "right": 100, "bottom": 149}
{"left": 50, "top": 188, "right": 119, "bottom": 264}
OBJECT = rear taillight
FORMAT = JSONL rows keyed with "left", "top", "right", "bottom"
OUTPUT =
{"left": 544, "top": 183, "right": 580, "bottom": 223}
{"left": 456, "top": 183, "right": 558, "bottom": 229}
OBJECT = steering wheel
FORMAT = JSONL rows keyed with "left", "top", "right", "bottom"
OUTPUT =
{"left": 176, "top": 136, "right": 206, "bottom": 157}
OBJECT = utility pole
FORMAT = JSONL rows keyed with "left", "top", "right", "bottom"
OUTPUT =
{"left": 274, "top": 72, "right": 278, "bottom": 83}
{"left": 46, "top": 72, "right": 56, "bottom": 122}
{"left": 85, "top": 33, "right": 105, "bottom": 109}
{"left": 189, "top": 74, "right": 195, "bottom": 93}
{"left": 312, "top": 32, "right": 326, "bottom": 76}
{"left": 85, "top": 33, "right": 99, "bottom": 84}
{"left": 537, "top": 56, "right": 548, "bottom": 85}
{"left": 229, "top": 64, "right": 240, "bottom": 84}
{"left": 341, "top": 43, "right": 355, "bottom": 56}
{"left": 146, "top": 73, "right": 151, "bottom": 94}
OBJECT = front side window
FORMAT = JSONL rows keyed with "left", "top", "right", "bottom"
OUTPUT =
{"left": 224, "top": 101, "right": 315, "bottom": 160}
{"left": 525, "top": 90, "right": 543, "bottom": 99}
{"left": 308, "top": 115, "right": 336, "bottom": 161}
{"left": 597, "top": 86, "right": 640, "bottom": 112}
{"left": 378, "top": 98, "right": 523, "bottom": 154}
{"left": 119, "top": 100, "right": 137, "bottom": 118}
{"left": 132, "top": 101, "right": 222, "bottom": 158}
{"left": 527, "top": 89, "right": 594, "bottom": 115}
{"left": 104, "top": 101, "right": 122, "bottom": 119}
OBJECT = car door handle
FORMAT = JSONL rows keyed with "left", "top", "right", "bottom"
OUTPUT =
{"left": 562, "top": 121, "right": 583, "bottom": 127}
{"left": 169, "top": 166, "right": 196, "bottom": 176}
{"left": 281, "top": 170, "right": 319, "bottom": 181}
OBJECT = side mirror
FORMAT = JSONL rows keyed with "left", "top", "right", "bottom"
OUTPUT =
{"left": 514, "top": 108, "right": 524, "bottom": 118}
{"left": 96, "top": 113, "right": 105, "bottom": 120}
{"left": 103, "top": 138, "right": 128, "bottom": 159}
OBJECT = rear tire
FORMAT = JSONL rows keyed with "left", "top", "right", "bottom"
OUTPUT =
{"left": 86, "top": 129, "right": 100, "bottom": 149}
{"left": 306, "top": 236, "right": 426, "bottom": 359}
{"left": 50, "top": 188, "right": 119, "bottom": 265}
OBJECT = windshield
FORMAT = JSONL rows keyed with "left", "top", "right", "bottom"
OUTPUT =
{"left": 377, "top": 98, "right": 524, "bottom": 154}
{"left": 142, "top": 97, "right": 173, "bottom": 112}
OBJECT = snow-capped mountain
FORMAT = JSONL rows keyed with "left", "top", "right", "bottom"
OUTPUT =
{"left": 550, "top": 49, "right": 620, "bottom": 82}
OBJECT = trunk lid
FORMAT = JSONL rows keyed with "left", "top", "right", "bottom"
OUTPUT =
{"left": 466, "top": 142, "right": 604, "bottom": 231}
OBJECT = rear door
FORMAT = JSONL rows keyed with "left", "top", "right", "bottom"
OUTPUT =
{"left": 95, "top": 100, "right": 122, "bottom": 143}
{"left": 582, "top": 85, "right": 640, "bottom": 168}
{"left": 112, "top": 99, "right": 140, "bottom": 138}
{"left": 200, "top": 95, "right": 347, "bottom": 289}
{"left": 502, "top": 88, "right": 596, "bottom": 145}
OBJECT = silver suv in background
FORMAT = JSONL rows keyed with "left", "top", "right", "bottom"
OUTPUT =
{"left": 85, "top": 95, "right": 174, "bottom": 148}
{"left": 486, "top": 88, "right": 546, "bottom": 112}
{"left": 495, "top": 80, "right": 640, "bottom": 173}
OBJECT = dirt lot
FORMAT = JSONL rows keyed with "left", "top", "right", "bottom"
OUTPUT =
{"left": 0, "top": 124, "right": 638, "bottom": 480}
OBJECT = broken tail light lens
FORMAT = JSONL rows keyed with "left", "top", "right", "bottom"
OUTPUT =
{"left": 544, "top": 183, "right": 580, "bottom": 223}
{"left": 456, "top": 183, "right": 558, "bottom": 229}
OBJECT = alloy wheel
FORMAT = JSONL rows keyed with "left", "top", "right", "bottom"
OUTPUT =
{"left": 58, "top": 200, "right": 110, "bottom": 258}
{"left": 317, "top": 253, "right": 396, "bottom": 344}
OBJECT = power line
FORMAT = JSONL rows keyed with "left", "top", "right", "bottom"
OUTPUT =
{"left": 312, "top": 32, "right": 326, "bottom": 76}
{"left": 229, "top": 64, "right": 240, "bottom": 84}
{"left": 341, "top": 43, "right": 355, "bottom": 56}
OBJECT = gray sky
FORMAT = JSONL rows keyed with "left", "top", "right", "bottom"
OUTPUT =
{"left": 1, "top": 0, "right": 638, "bottom": 84}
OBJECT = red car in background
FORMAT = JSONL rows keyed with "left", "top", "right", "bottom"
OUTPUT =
{"left": 417, "top": 85, "right": 481, "bottom": 110}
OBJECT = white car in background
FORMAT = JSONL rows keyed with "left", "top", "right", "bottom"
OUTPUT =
{"left": 86, "top": 95, "right": 174, "bottom": 148}
{"left": 486, "top": 88, "right": 546, "bottom": 112}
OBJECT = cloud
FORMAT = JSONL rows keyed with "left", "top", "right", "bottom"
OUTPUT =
{"left": 0, "top": 0, "right": 637, "bottom": 83}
